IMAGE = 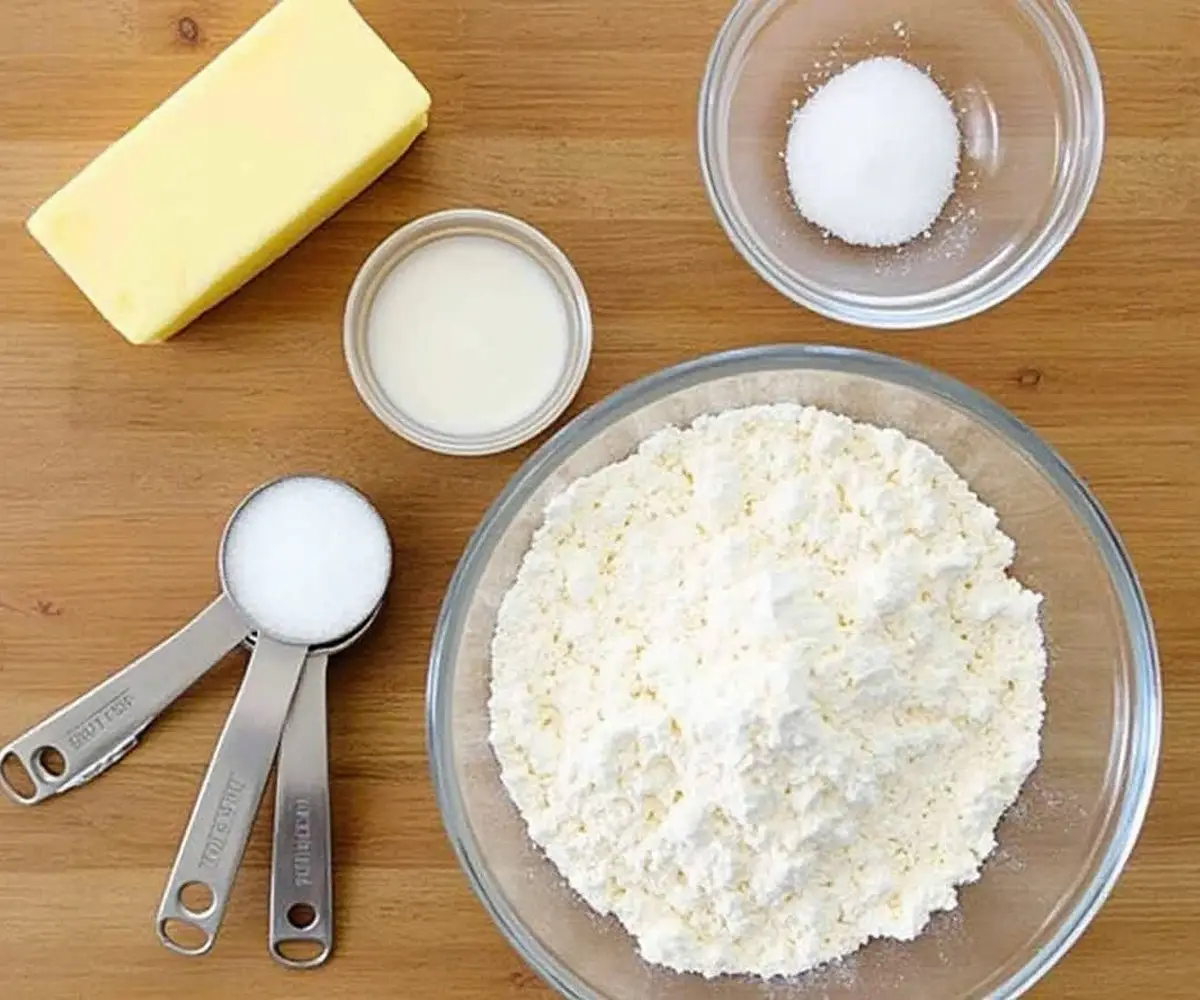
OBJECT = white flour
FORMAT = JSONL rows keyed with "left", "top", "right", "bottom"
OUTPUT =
{"left": 489, "top": 405, "right": 1047, "bottom": 978}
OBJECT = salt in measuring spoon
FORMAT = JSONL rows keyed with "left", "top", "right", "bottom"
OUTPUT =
{"left": 0, "top": 517, "right": 263, "bottom": 806}
{"left": 156, "top": 475, "right": 391, "bottom": 957}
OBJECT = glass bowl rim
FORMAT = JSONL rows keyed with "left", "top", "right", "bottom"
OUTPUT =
{"left": 427, "top": 345, "right": 1161, "bottom": 999}
{"left": 696, "top": 0, "right": 1107, "bottom": 330}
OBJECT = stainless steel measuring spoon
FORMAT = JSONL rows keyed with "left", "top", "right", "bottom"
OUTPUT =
{"left": 0, "top": 507, "right": 264, "bottom": 806}
{"left": 156, "top": 475, "right": 391, "bottom": 958}
{"left": 248, "top": 605, "right": 378, "bottom": 968}
{"left": 268, "top": 649, "right": 334, "bottom": 968}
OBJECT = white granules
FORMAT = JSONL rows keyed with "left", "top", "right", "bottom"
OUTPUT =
{"left": 223, "top": 476, "right": 391, "bottom": 645}
{"left": 489, "top": 405, "right": 1046, "bottom": 979}
{"left": 785, "top": 56, "right": 961, "bottom": 247}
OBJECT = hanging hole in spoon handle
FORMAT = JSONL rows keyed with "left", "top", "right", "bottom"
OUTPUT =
{"left": 0, "top": 595, "right": 250, "bottom": 806}
{"left": 156, "top": 634, "right": 310, "bottom": 957}
{"left": 270, "top": 651, "right": 333, "bottom": 969}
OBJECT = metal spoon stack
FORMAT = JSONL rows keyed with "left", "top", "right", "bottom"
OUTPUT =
{"left": 0, "top": 475, "right": 392, "bottom": 969}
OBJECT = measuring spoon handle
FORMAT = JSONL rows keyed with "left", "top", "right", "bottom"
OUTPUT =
{"left": 270, "top": 653, "right": 333, "bottom": 968}
{"left": 156, "top": 635, "right": 309, "bottom": 957}
{"left": 0, "top": 595, "right": 249, "bottom": 806}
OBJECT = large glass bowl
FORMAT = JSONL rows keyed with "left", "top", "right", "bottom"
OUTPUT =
{"left": 428, "top": 346, "right": 1160, "bottom": 999}
{"left": 698, "top": 0, "right": 1105, "bottom": 328}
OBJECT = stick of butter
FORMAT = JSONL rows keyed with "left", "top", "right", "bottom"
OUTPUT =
{"left": 27, "top": 0, "right": 431, "bottom": 344}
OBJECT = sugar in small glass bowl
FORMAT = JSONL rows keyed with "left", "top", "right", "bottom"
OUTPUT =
{"left": 698, "top": 0, "right": 1105, "bottom": 329}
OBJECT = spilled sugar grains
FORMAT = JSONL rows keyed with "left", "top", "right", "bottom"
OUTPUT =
{"left": 786, "top": 56, "right": 961, "bottom": 248}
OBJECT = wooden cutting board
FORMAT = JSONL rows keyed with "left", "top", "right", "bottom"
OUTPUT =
{"left": 0, "top": 0, "right": 1196, "bottom": 997}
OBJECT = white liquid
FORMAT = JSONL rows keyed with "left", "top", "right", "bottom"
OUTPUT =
{"left": 366, "top": 235, "right": 570, "bottom": 436}
{"left": 223, "top": 477, "right": 391, "bottom": 646}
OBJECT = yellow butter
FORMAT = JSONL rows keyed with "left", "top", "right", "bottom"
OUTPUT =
{"left": 27, "top": 0, "right": 430, "bottom": 344}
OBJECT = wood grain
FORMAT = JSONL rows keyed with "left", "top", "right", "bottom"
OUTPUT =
{"left": 0, "top": 0, "right": 1197, "bottom": 997}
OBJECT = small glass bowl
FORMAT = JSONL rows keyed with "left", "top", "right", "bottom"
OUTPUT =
{"left": 344, "top": 209, "right": 593, "bottom": 456}
{"left": 698, "top": 0, "right": 1106, "bottom": 329}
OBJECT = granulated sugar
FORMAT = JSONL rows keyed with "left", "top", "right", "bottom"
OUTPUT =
{"left": 223, "top": 476, "right": 391, "bottom": 645}
{"left": 785, "top": 56, "right": 961, "bottom": 248}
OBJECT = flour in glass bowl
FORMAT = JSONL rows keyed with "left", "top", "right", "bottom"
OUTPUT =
{"left": 488, "top": 404, "right": 1047, "bottom": 979}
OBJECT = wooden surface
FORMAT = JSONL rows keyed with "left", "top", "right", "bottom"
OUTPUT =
{"left": 0, "top": 0, "right": 1197, "bottom": 996}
